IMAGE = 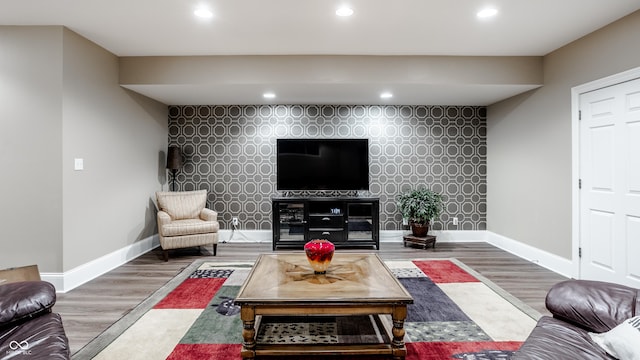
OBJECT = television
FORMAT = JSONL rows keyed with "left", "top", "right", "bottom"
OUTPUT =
{"left": 277, "top": 139, "right": 369, "bottom": 191}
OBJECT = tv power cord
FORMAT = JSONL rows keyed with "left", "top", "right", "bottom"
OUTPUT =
{"left": 223, "top": 217, "right": 247, "bottom": 243}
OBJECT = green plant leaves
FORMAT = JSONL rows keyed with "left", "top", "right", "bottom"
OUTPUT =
{"left": 397, "top": 188, "right": 443, "bottom": 224}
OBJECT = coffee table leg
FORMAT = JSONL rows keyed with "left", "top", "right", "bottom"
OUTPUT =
{"left": 240, "top": 307, "right": 256, "bottom": 360}
{"left": 391, "top": 306, "right": 408, "bottom": 360}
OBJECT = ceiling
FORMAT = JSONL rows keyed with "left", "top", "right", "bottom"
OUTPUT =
{"left": 2, "top": 0, "right": 640, "bottom": 105}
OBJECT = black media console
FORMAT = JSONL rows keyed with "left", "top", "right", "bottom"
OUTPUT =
{"left": 272, "top": 197, "right": 380, "bottom": 250}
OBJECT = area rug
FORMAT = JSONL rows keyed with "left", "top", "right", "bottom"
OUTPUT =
{"left": 72, "top": 257, "right": 540, "bottom": 360}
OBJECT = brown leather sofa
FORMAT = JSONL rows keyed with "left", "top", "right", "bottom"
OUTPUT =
{"left": 0, "top": 281, "right": 70, "bottom": 360}
{"left": 513, "top": 279, "right": 640, "bottom": 359}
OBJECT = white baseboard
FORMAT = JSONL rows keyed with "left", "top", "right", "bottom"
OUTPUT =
{"left": 218, "top": 229, "right": 272, "bottom": 243}
{"left": 485, "top": 231, "right": 574, "bottom": 278}
{"left": 379, "top": 230, "right": 405, "bottom": 242}
{"left": 42, "top": 230, "right": 573, "bottom": 293}
{"left": 41, "top": 235, "right": 160, "bottom": 293}
{"left": 427, "top": 230, "right": 486, "bottom": 242}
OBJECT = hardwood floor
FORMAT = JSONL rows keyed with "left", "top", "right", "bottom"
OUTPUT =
{"left": 55, "top": 241, "right": 568, "bottom": 355}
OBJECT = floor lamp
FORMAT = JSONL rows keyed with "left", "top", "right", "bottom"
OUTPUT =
{"left": 167, "top": 146, "right": 182, "bottom": 191}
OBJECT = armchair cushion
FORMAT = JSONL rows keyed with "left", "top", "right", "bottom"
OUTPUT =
{"left": 514, "top": 316, "right": 611, "bottom": 360}
{"left": 0, "top": 281, "right": 56, "bottom": 328}
{"left": 156, "top": 190, "right": 207, "bottom": 220}
{"left": 160, "top": 218, "right": 220, "bottom": 237}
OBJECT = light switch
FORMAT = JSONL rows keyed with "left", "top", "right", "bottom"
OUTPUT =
{"left": 74, "top": 158, "right": 84, "bottom": 171}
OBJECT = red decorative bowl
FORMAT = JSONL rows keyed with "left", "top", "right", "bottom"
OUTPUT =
{"left": 304, "top": 239, "right": 335, "bottom": 274}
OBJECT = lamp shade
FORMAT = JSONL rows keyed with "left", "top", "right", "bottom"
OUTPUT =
{"left": 166, "top": 146, "right": 183, "bottom": 170}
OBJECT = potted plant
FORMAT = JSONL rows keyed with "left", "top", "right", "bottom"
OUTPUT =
{"left": 397, "top": 188, "right": 443, "bottom": 237}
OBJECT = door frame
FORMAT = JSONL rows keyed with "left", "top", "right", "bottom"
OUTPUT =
{"left": 571, "top": 66, "right": 640, "bottom": 279}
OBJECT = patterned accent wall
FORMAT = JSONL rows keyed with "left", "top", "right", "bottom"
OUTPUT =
{"left": 168, "top": 105, "right": 486, "bottom": 232}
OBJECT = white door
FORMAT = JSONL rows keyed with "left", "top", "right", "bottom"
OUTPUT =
{"left": 579, "top": 78, "right": 640, "bottom": 288}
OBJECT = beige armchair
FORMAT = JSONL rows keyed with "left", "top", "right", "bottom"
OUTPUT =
{"left": 156, "top": 190, "right": 219, "bottom": 261}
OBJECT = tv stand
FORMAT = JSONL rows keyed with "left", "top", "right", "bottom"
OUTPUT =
{"left": 272, "top": 197, "right": 380, "bottom": 250}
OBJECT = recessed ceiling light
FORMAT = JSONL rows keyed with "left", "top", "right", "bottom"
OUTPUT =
{"left": 380, "top": 92, "right": 393, "bottom": 99}
{"left": 194, "top": 7, "right": 213, "bottom": 19}
{"left": 263, "top": 92, "right": 276, "bottom": 99}
{"left": 477, "top": 8, "right": 498, "bottom": 18}
{"left": 336, "top": 7, "right": 354, "bottom": 17}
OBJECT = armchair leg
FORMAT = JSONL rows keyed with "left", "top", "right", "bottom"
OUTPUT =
{"left": 163, "top": 250, "right": 169, "bottom": 262}
{"left": 213, "top": 244, "right": 217, "bottom": 256}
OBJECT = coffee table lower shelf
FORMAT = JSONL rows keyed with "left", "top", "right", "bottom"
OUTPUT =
{"left": 241, "top": 312, "right": 407, "bottom": 359}
{"left": 249, "top": 343, "right": 399, "bottom": 357}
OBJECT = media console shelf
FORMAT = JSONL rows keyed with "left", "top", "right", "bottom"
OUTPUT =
{"left": 272, "top": 197, "right": 380, "bottom": 250}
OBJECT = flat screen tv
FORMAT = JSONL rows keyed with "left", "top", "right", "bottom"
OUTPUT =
{"left": 277, "top": 139, "right": 369, "bottom": 191}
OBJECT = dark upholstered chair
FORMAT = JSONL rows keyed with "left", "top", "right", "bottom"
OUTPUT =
{"left": 514, "top": 279, "right": 640, "bottom": 359}
{"left": 0, "top": 281, "right": 70, "bottom": 359}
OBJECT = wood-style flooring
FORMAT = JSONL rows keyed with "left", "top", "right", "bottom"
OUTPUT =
{"left": 54, "top": 241, "right": 568, "bottom": 355}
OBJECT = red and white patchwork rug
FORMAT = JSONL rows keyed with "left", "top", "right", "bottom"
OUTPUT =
{"left": 74, "top": 258, "right": 539, "bottom": 360}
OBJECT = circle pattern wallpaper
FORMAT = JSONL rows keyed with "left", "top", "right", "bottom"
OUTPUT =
{"left": 168, "top": 105, "right": 486, "bottom": 232}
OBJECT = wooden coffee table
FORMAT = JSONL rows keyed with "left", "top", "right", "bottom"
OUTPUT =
{"left": 235, "top": 253, "right": 413, "bottom": 360}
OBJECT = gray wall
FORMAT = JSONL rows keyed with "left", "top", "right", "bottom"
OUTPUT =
{"left": 0, "top": 27, "right": 64, "bottom": 272}
{"left": 487, "top": 10, "right": 640, "bottom": 259}
{"left": 61, "top": 29, "right": 168, "bottom": 271}
{"left": 168, "top": 105, "right": 487, "bottom": 232}
{"left": 0, "top": 26, "right": 168, "bottom": 273}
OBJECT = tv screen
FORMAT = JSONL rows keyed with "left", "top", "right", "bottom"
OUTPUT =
{"left": 277, "top": 139, "right": 369, "bottom": 191}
